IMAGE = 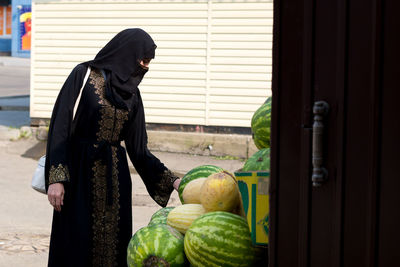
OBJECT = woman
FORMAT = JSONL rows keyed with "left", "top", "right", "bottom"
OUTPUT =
{"left": 45, "top": 28, "right": 181, "bottom": 267}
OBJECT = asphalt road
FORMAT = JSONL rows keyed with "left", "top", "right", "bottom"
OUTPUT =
{"left": 0, "top": 57, "right": 31, "bottom": 128}
{"left": 0, "top": 65, "right": 30, "bottom": 98}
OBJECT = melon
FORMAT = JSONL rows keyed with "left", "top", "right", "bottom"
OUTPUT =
{"left": 127, "top": 224, "right": 187, "bottom": 267}
{"left": 184, "top": 211, "right": 256, "bottom": 267}
{"left": 253, "top": 135, "right": 269, "bottom": 151}
{"left": 251, "top": 97, "right": 272, "bottom": 149}
{"left": 242, "top": 148, "right": 270, "bottom": 171}
{"left": 166, "top": 204, "right": 206, "bottom": 234}
{"left": 178, "top": 165, "right": 224, "bottom": 203}
{"left": 181, "top": 178, "right": 207, "bottom": 204}
{"left": 200, "top": 171, "right": 240, "bottom": 212}
{"left": 148, "top": 207, "right": 175, "bottom": 226}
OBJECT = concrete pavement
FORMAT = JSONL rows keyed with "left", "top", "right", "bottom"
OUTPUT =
{"left": 0, "top": 57, "right": 30, "bottom": 98}
{"left": 0, "top": 56, "right": 30, "bottom": 129}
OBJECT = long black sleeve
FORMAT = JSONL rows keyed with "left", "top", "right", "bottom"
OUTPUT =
{"left": 124, "top": 91, "right": 178, "bottom": 207}
{"left": 44, "top": 64, "right": 87, "bottom": 191}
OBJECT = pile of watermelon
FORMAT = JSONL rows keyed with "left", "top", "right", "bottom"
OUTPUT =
{"left": 127, "top": 165, "right": 262, "bottom": 267}
{"left": 241, "top": 96, "right": 272, "bottom": 172}
{"left": 127, "top": 98, "right": 272, "bottom": 266}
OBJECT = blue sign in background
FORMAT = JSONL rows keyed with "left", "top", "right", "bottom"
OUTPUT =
{"left": 18, "top": 5, "right": 30, "bottom": 50}
{"left": 11, "top": 0, "right": 31, "bottom": 57}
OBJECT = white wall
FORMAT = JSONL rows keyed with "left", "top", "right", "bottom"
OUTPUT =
{"left": 31, "top": 0, "right": 272, "bottom": 127}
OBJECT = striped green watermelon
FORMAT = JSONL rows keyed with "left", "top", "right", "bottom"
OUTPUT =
{"left": 242, "top": 148, "right": 270, "bottom": 171}
{"left": 148, "top": 207, "right": 175, "bottom": 226}
{"left": 253, "top": 134, "right": 269, "bottom": 150}
{"left": 184, "top": 211, "right": 256, "bottom": 267}
{"left": 251, "top": 97, "right": 272, "bottom": 149}
{"left": 127, "top": 224, "right": 187, "bottom": 267}
{"left": 178, "top": 165, "right": 224, "bottom": 204}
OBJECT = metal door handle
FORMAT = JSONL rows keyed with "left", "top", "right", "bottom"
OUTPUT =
{"left": 312, "top": 101, "right": 329, "bottom": 187}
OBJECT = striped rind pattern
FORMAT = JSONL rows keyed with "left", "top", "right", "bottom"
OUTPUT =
{"left": 127, "top": 224, "right": 186, "bottom": 267}
{"left": 184, "top": 211, "right": 255, "bottom": 267}
{"left": 242, "top": 148, "right": 270, "bottom": 171}
{"left": 178, "top": 165, "right": 224, "bottom": 203}
{"left": 148, "top": 206, "right": 175, "bottom": 226}
{"left": 167, "top": 204, "right": 206, "bottom": 234}
{"left": 251, "top": 97, "right": 271, "bottom": 149}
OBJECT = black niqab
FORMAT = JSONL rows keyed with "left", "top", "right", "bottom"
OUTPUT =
{"left": 85, "top": 28, "right": 157, "bottom": 110}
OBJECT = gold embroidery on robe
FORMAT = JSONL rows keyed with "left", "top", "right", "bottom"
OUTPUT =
{"left": 90, "top": 69, "right": 129, "bottom": 143}
{"left": 89, "top": 70, "right": 109, "bottom": 105}
{"left": 153, "top": 169, "right": 179, "bottom": 206}
{"left": 48, "top": 164, "right": 70, "bottom": 184}
{"left": 91, "top": 147, "right": 120, "bottom": 267}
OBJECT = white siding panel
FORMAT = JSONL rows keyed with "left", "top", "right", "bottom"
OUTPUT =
{"left": 210, "top": 95, "right": 264, "bottom": 105}
{"left": 211, "top": 34, "right": 272, "bottom": 42}
{"left": 145, "top": 116, "right": 205, "bottom": 125}
{"left": 211, "top": 88, "right": 270, "bottom": 97}
{"left": 145, "top": 108, "right": 205, "bottom": 118}
{"left": 34, "top": 90, "right": 61, "bottom": 97}
{"left": 36, "top": 25, "right": 208, "bottom": 33}
{"left": 140, "top": 86, "right": 206, "bottom": 95}
{"left": 210, "top": 72, "right": 270, "bottom": 81}
{"left": 144, "top": 101, "right": 205, "bottom": 110}
{"left": 34, "top": 3, "right": 208, "bottom": 11}
{"left": 141, "top": 93, "right": 205, "bottom": 102}
{"left": 207, "top": 0, "right": 272, "bottom": 126}
{"left": 31, "top": 0, "right": 272, "bottom": 127}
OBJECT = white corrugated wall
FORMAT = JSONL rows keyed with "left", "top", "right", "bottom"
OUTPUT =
{"left": 30, "top": 0, "right": 272, "bottom": 127}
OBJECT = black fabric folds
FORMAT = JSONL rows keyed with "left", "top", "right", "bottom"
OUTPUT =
{"left": 84, "top": 28, "right": 156, "bottom": 110}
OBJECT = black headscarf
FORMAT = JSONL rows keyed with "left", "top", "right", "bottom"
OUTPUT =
{"left": 85, "top": 28, "right": 157, "bottom": 110}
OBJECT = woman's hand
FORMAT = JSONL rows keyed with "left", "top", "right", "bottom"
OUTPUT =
{"left": 173, "top": 178, "right": 181, "bottom": 191}
{"left": 47, "top": 183, "right": 65, "bottom": 212}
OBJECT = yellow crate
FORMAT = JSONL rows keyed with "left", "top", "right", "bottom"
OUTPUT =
{"left": 234, "top": 171, "right": 269, "bottom": 247}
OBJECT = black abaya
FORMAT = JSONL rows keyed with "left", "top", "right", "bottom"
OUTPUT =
{"left": 45, "top": 64, "right": 177, "bottom": 267}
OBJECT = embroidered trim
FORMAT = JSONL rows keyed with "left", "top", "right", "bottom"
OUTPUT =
{"left": 90, "top": 69, "right": 129, "bottom": 143}
{"left": 48, "top": 164, "right": 70, "bottom": 184}
{"left": 153, "top": 169, "right": 179, "bottom": 207}
{"left": 89, "top": 69, "right": 109, "bottom": 106}
{"left": 97, "top": 108, "right": 114, "bottom": 141}
{"left": 91, "top": 147, "right": 120, "bottom": 267}
{"left": 113, "top": 110, "right": 129, "bottom": 141}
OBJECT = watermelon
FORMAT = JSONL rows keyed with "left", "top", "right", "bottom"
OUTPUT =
{"left": 251, "top": 97, "right": 272, "bottom": 149}
{"left": 127, "top": 224, "right": 187, "bottom": 267}
{"left": 242, "top": 148, "right": 270, "bottom": 171}
{"left": 184, "top": 211, "right": 256, "bottom": 267}
{"left": 178, "top": 165, "right": 224, "bottom": 203}
{"left": 148, "top": 207, "right": 175, "bottom": 226}
{"left": 253, "top": 134, "right": 269, "bottom": 150}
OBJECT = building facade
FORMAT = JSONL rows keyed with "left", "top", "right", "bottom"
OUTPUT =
{"left": 31, "top": 0, "right": 272, "bottom": 128}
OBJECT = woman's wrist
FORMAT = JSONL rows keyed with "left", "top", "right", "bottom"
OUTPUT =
{"left": 173, "top": 178, "right": 181, "bottom": 191}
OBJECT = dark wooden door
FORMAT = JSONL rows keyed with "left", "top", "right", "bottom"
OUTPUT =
{"left": 269, "top": 0, "right": 400, "bottom": 266}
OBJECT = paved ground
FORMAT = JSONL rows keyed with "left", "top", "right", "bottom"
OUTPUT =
{"left": 0, "top": 57, "right": 30, "bottom": 98}
{"left": 0, "top": 56, "right": 30, "bottom": 129}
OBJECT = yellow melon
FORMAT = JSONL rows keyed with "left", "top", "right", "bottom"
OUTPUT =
{"left": 200, "top": 171, "right": 240, "bottom": 212}
{"left": 166, "top": 204, "right": 206, "bottom": 234}
{"left": 181, "top": 177, "right": 207, "bottom": 204}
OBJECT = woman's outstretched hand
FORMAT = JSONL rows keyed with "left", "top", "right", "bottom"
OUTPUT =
{"left": 48, "top": 183, "right": 65, "bottom": 212}
{"left": 173, "top": 178, "right": 181, "bottom": 191}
